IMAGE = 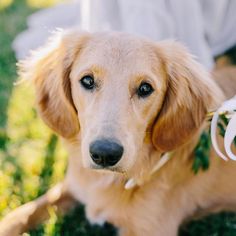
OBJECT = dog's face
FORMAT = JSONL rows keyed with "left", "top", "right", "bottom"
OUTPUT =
{"left": 21, "top": 31, "right": 220, "bottom": 174}
{"left": 69, "top": 34, "right": 166, "bottom": 171}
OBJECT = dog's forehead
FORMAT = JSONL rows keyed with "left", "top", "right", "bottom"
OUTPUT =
{"left": 88, "top": 33, "right": 151, "bottom": 54}
{"left": 76, "top": 33, "right": 158, "bottom": 73}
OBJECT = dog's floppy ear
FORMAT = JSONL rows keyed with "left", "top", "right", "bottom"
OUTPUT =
{"left": 152, "top": 41, "right": 222, "bottom": 152}
{"left": 19, "top": 31, "right": 90, "bottom": 138}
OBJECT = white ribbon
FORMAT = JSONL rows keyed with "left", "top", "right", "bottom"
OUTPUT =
{"left": 210, "top": 95, "right": 236, "bottom": 161}
{"left": 124, "top": 153, "right": 171, "bottom": 189}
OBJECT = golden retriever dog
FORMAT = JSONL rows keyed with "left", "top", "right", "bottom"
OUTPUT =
{"left": 1, "top": 30, "right": 236, "bottom": 236}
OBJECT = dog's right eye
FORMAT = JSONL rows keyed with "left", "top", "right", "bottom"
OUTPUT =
{"left": 80, "top": 75, "right": 95, "bottom": 90}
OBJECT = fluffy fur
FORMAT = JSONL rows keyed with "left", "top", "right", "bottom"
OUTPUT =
{"left": 1, "top": 30, "right": 236, "bottom": 236}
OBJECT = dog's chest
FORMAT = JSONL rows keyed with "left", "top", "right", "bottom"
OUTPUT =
{"left": 67, "top": 170, "right": 128, "bottom": 225}
{"left": 85, "top": 197, "right": 111, "bottom": 225}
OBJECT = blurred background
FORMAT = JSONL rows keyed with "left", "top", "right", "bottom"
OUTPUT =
{"left": 1, "top": 0, "right": 236, "bottom": 235}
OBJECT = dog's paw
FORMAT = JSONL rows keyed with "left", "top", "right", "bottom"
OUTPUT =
{"left": 0, "top": 202, "right": 37, "bottom": 236}
{"left": 0, "top": 219, "right": 27, "bottom": 236}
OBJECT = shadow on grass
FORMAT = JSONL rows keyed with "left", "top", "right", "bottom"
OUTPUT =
{"left": 180, "top": 212, "right": 236, "bottom": 236}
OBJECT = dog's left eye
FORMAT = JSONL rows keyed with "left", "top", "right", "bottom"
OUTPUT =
{"left": 80, "top": 75, "right": 95, "bottom": 90}
{"left": 137, "top": 82, "right": 154, "bottom": 98}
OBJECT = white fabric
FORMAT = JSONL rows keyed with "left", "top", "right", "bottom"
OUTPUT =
{"left": 13, "top": 0, "right": 236, "bottom": 69}
{"left": 12, "top": 1, "right": 81, "bottom": 59}
{"left": 211, "top": 96, "right": 236, "bottom": 161}
{"left": 200, "top": 0, "right": 236, "bottom": 56}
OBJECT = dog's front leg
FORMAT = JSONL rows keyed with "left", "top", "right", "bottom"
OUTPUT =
{"left": 119, "top": 224, "right": 179, "bottom": 236}
{"left": 0, "top": 182, "right": 76, "bottom": 236}
{"left": 118, "top": 203, "right": 182, "bottom": 236}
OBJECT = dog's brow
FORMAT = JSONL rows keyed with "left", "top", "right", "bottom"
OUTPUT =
{"left": 89, "top": 65, "right": 105, "bottom": 73}
{"left": 131, "top": 73, "right": 157, "bottom": 87}
{"left": 78, "top": 64, "right": 106, "bottom": 78}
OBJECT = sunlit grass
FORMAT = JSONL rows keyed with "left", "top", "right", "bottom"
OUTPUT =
{"left": 26, "top": 0, "right": 64, "bottom": 8}
{"left": 0, "top": 0, "right": 64, "bottom": 10}
{"left": 0, "top": 83, "right": 67, "bottom": 218}
{"left": 0, "top": 0, "right": 13, "bottom": 10}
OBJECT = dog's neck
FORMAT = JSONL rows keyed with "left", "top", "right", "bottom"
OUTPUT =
{"left": 124, "top": 131, "right": 202, "bottom": 190}
{"left": 124, "top": 152, "right": 171, "bottom": 189}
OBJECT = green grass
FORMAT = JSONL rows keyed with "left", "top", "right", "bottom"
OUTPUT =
{"left": 1, "top": 1, "right": 236, "bottom": 235}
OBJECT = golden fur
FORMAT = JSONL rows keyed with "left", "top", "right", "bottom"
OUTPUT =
{"left": 1, "top": 30, "right": 236, "bottom": 236}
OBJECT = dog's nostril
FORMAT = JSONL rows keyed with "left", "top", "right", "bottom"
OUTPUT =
{"left": 90, "top": 154, "right": 103, "bottom": 165}
{"left": 89, "top": 139, "right": 124, "bottom": 167}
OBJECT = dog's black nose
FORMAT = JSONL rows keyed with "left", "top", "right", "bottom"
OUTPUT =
{"left": 89, "top": 139, "right": 124, "bottom": 167}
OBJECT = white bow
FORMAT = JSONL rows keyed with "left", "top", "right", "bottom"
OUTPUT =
{"left": 211, "top": 96, "right": 236, "bottom": 161}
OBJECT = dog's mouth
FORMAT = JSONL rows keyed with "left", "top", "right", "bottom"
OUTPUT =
{"left": 90, "top": 164, "right": 125, "bottom": 174}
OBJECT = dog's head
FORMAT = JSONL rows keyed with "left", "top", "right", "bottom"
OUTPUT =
{"left": 20, "top": 31, "right": 221, "bottom": 174}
